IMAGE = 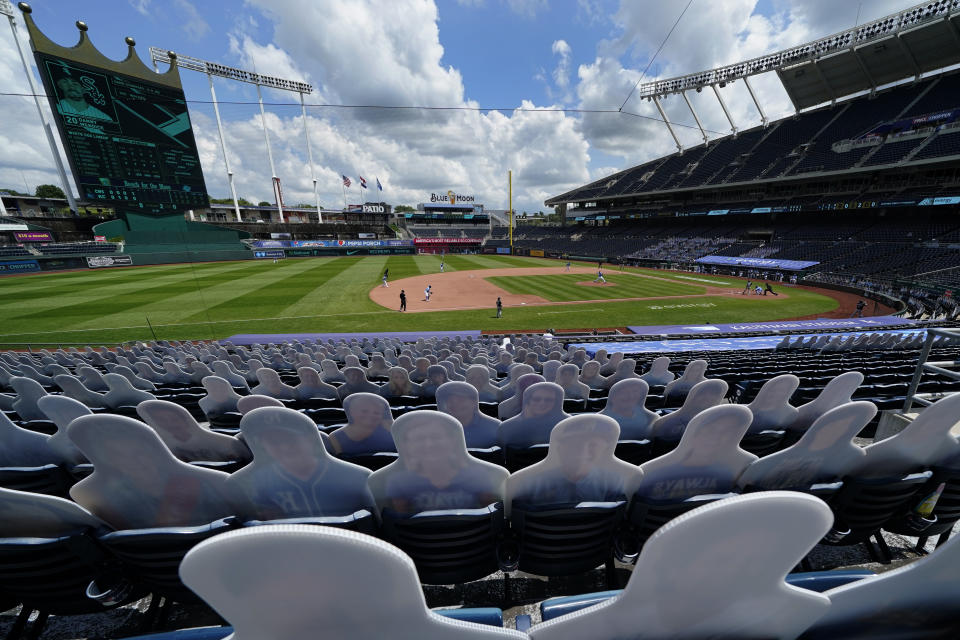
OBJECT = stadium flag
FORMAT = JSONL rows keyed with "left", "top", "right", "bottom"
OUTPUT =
{"left": 376, "top": 177, "right": 383, "bottom": 191}
{"left": 359, "top": 175, "right": 368, "bottom": 189}
{"left": 342, "top": 175, "right": 351, "bottom": 188}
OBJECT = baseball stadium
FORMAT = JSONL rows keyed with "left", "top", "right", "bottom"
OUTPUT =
{"left": 1, "top": 1, "right": 960, "bottom": 639}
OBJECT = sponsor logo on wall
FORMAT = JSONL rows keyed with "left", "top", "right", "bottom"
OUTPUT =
{"left": 86, "top": 255, "right": 133, "bottom": 268}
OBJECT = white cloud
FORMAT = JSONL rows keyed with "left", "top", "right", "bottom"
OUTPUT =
{"left": 173, "top": 0, "right": 211, "bottom": 41}
{"left": 129, "top": 0, "right": 152, "bottom": 16}
{"left": 551, "top": 39, "right": 572, "bottom": 102}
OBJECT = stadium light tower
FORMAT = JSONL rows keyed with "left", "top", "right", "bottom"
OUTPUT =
{"left": 149, "top": 48, "right": 317, "bottom": 223}
{"left": 1, "top": 0, "right": 79, "bottom": 213}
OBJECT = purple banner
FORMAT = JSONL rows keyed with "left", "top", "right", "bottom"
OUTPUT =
{"left": 696, "top": 255, "right": 820, "bottom": 270}
{"left": 627, "top": 315, "right": 913, "bottom": 336}
{"left": 13, "top": 231, "right": 53, "bottom": 242}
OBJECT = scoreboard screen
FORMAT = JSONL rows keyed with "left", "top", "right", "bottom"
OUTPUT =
{"left": 35, "top": 52, "right": 209, "bottom": 214}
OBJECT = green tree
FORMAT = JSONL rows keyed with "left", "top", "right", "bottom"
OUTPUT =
{"left": 395, "top": 205, "right": 416, "bottom": 213}
{"left": 35, "top": 184, "right": 65, "bottom": 199}
{"left": 257, "top": 201, "right": 271, "bottom": 207}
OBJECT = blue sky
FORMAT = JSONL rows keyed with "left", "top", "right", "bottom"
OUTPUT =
{"left": 0, "top": 0, "right": 913, "bottom": 212}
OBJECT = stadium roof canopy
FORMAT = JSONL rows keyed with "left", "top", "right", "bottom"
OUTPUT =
{"left": 635, "top": 0, "right": 960, "bottom": 112}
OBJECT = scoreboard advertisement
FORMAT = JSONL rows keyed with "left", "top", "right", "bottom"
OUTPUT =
{"left": 34, "top": 52, "right": 209, "bottom": 215}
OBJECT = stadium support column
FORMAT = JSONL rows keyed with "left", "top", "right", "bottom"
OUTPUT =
{"left": 256, "top": 83, "right": 284, "bottom": 223}
{"left": 681, "top": 91, "right": 708, "bottom": 145}
{"left": 300, "top": 91, "right": 322, "bottom": 224}
{"left": 711, "top": 84, "right": 738, "bottom": 136}
{"left": 3, "top": 1, "right": 78, "bottom": 213}
{"left": 743, "top": 77, "right": 767, "bottom": 127}
{"left": 509, "top": 170, "right": 513, "bottom": 252}
{"left": 653, "top": 97, "right": 682, "bottom": 153}
{"left": 208, "top": 75, "right": 242, "bottom": 222}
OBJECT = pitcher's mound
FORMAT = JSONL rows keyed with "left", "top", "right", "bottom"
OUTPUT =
{"left": 577, "top": 280, "right": 617, "bottom": 287}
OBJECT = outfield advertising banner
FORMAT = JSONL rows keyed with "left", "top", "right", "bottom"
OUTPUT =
{"left": 86, "top": 255, "right": 133, "bottom": 268}
{"left": 413, "top": 238, "right": 483, "bottom": 245}
{"left": 696, "top": 256, "right": 820, "bottom": 270}
{"left": 529, "top": 249, "right": 545, "bottom": 257}
{"left": 0, "top": 260, "right": 40, "bottom": 273}
{"left": 284, "top": 247, "right": 415, "bottom": 257}
{"left": 253, "top": 250, "right": 285, "bottom": 259}
{"left": 13, "top": 231, "right": 54, "bottom": 242}
{"left": 252, "top": 239, "right": 413, "bottom": 249}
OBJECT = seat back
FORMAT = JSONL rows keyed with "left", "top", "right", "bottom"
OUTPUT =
{"left": 99, "top": 518, "right": 236, "bottom": 603}
{"left": 0, "top": 529, "right": 133, "bottom": 615}
{"left": 826, "top": 471, "right": 933, "bottom": 542}
{"left": 510, "top": 501, "right": 626, "bottom": 576}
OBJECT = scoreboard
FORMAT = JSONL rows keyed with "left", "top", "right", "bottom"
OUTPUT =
{"left": 34, "top": 52, "right": 209, "bottom": 215}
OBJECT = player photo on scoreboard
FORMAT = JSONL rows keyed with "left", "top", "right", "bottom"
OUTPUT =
{"left": 43, "top": 59, "right": 119, "bottom": 128}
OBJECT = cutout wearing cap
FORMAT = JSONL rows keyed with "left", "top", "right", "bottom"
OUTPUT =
{"left": 663, "top": 359, "right": 709, "bottom": 404}
{"left": 67, "top": 414, "right": 233, "bottom": 530}
{"left": 507, "top": 414, "right": 642, "bottom": 512}
{"left": 650, "top": 378, "right": 729, "bottom": 443}
{"left": 0, "top": 486, "right": 106, "bottom": 537}
{"left": 10, "top": 377, "right": 49, "bottom": 421}
{"left": 102, "top": 373, "right": 155, "bottom": 409}
{"left": 737, "top": 402, "right": 874, "bottom": 491}
{"left": 578, "top": 361, "right": 607, "bottom": 390}
{"left": 854, "top": 392, "right": 960, "bottom": 478}
{"left": 555, "top": 364, "right": 590, "bottom": 400}
{"left": 36, "top": 394, "right": 90, "bottom": 465}
{"left": 251, "top": 369, "right": 298, "bottom": 401}
{"left": 0, "top": 409, "right": 61, "bottom": 467}
{"left": 498, "top": 382, "right": 570, "bottom": 448}
{"left": 465, "top": 364, "right": 501, "bottom": 403}
{"left": 54, "top": 374, "right": 108, "bottom": 409}
{"left": 337, "top": 366, "right": 380, "bottom": 401}
{"left": 368, "top": 411, "right": 507, "bottom": 515}
{"left": 328, "top": 393, "right": 395, "bottom": 456}
{"left": 200, "top": 375, "right": 244, "bottom": 418}
{"left": 435, "top": 381, "right": 501, "bottom": 449}
{"left": 801, "top": 528, "right": 960, "bottom": 638}
{"left": 229, "top": 407, "right": 375, "bottom": 521}
{"left": 745, "top": 374, "right": 800, "bottom": 434}
{"left": 600, "top": 378, "right": 658, "bottom": 440}
{"left": 137, "top": 400, "right": 250, "bottom": 463}
{"left": 420, "top": 365, "right": 450, "bottom": 397}
{"left": 497, "top": 373, "right": 545, "bottom": 420}
{"left": 638, "top": 404, "right": 757, "bottom": 501}
{"left": 294, "top": 367, "right": 338, "bottom": 401}
{"left": 178, "top": 525, "right": 526, "bottom": 639}
{"left": 237, "top": 394, "right": 285, "bottom": 415}
{"left": 528, "top": 492, "right": 832, "bottom": 640}
{"left": 788, "top": 371, "right": 863, "bottom": 433}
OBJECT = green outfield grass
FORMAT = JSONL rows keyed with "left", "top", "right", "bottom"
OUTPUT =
{"left": 0, "top": 255, "right": 838, "bottom": 345}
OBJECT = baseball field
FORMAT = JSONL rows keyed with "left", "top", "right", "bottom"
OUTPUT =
{"left": 0, "top": 254, "right": 847, "bottom": 346}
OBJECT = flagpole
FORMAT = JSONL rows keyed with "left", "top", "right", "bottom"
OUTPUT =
{"left": 341, "top": 180, "right": 347, "bottom": 212}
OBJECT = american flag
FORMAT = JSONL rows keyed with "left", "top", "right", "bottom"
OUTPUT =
{"left": 358, "top": 175, "right": 368, "bottom": 189}
{"left": 341, "top": 175, "right": 351, "bottom": 188}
